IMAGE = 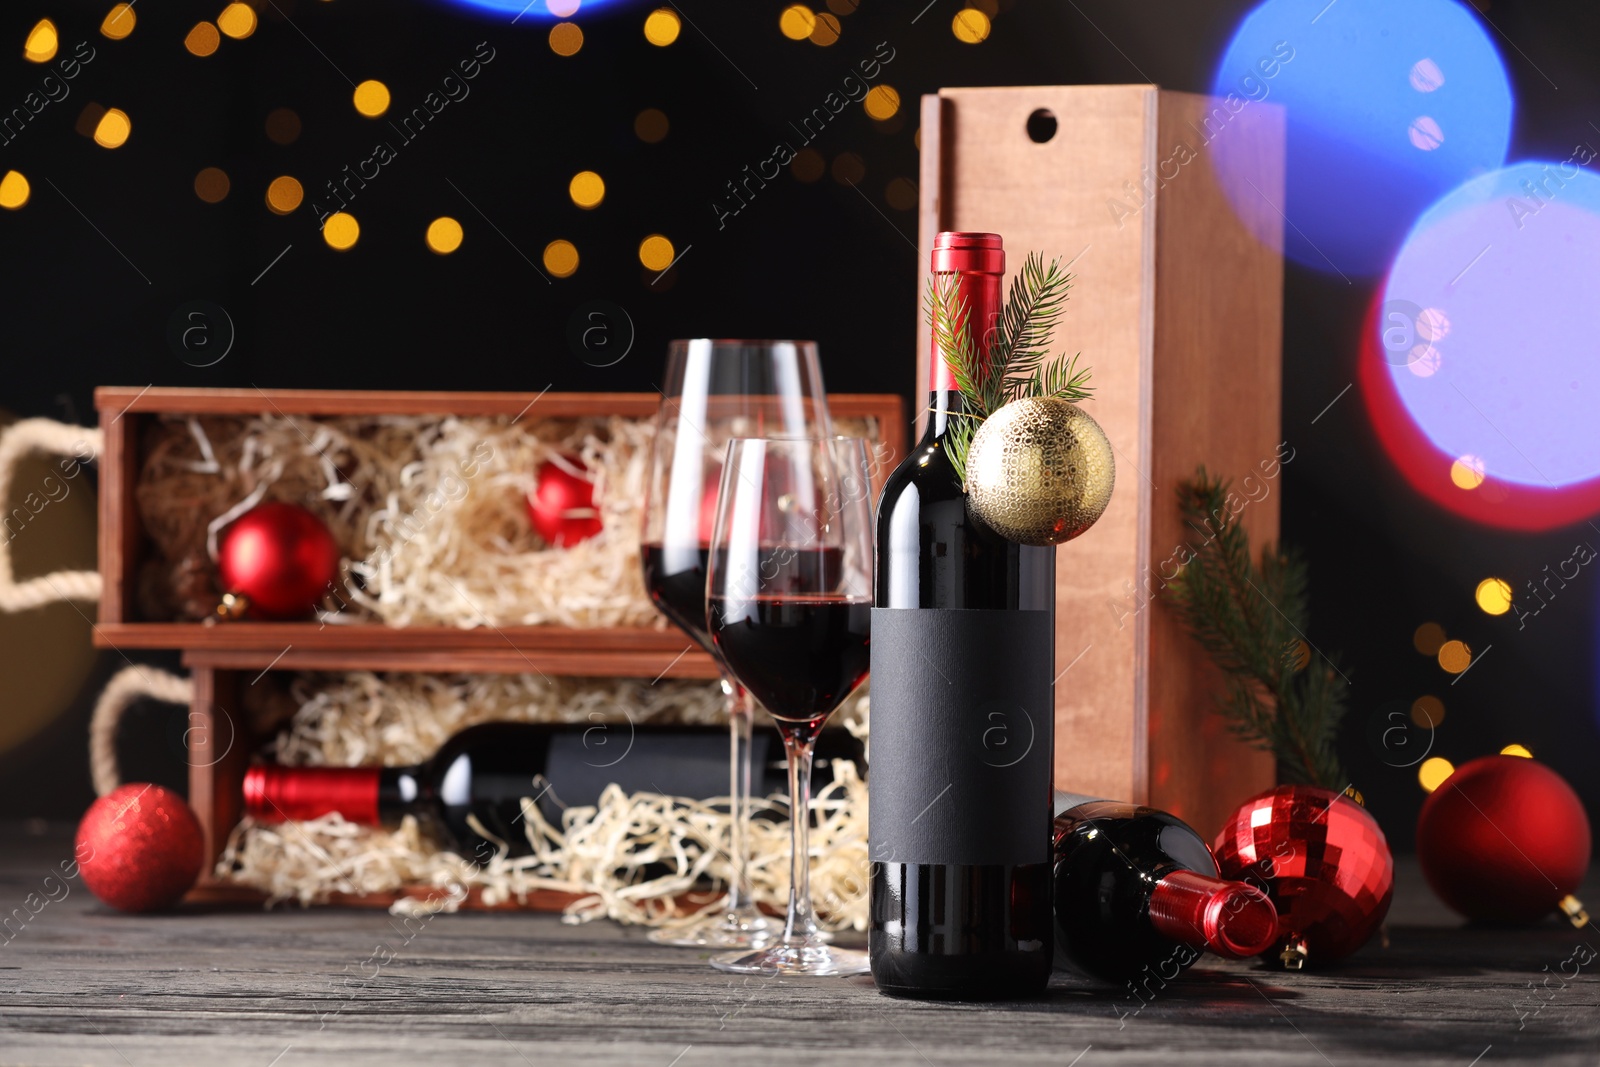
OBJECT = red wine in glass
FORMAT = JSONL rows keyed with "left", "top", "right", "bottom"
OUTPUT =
{"left": 641, "top": 543, "right": 711, "bottom": 649}
{"left": 709, "top": 592, "right": 871, "bottom": 724}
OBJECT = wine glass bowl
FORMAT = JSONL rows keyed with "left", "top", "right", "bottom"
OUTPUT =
{"left": 706, "top": 436, "right": 875, "bottom": 977}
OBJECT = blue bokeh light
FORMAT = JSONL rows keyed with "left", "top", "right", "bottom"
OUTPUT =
{"left": 1210, "top": 0, "right": 1514, "bottom": 276}
{"left": 1381, "top": 161, "right": 1600, "bottom": 490}
{"left": 435, "top": 0, "right": 623, "bottom": 18}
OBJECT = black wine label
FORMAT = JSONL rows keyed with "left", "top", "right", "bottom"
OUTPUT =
{"left": 869, "top": 607, "right": 1054, "bottom": 866}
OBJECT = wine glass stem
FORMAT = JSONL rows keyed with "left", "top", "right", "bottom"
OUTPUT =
{"left": 724, "top": 676, "right": 756, "bottom": 914}
{"left": 777, "top": 718, "right": 825, "bottom": 944}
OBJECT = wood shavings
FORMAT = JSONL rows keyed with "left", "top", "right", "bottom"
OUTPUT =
{"left": 219, "top": 673, "right": 871, "bottom": 931}
{"left": 133, "top": 412, "right": 665, "bottom": 628}
{"left": 218, "top": 760, "right": 869, "bottom": 931}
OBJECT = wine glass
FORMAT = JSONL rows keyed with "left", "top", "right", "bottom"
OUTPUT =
{"left": 706, "top": 436, "right": 875, "bottom": 977}
{"left": 641, "top": 340, "right": 833, "bottom": 948}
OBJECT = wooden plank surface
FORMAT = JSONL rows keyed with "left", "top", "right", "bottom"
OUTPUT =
{"left": 1, "top": 824, "right": 1594, "bottom": 1066}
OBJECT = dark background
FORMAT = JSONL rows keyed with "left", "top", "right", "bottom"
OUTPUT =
{"left": 0, "top": 0, "right": 1595, "bottom": 848}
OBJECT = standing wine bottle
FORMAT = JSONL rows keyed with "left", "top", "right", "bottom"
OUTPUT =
{"left": 869, "top": 231, "right": 1057, "bottom": 1000}
{"left": 243, "top": 721, "right": 862, "bottom": 861}
{"left": 1051, "top": 794, "right": 1278, "bottom": 982}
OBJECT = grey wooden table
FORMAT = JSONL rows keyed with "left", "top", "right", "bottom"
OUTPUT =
{"left": 0, "top": 824, "right": 1595, "bottom": 1067}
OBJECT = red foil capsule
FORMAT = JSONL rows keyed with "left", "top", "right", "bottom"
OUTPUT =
{"left": 929, "top": 231, "right": 1006, "bottom": 392}
{"left": 1213, "top": 785, "right": 1395, "bottom": 968}
{"left": 242, "top": 765, "right": 382, "bottom": 825}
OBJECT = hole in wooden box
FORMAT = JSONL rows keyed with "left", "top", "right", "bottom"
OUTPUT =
{"left": 1026, "top": 108, "right": 1058, "bottom": 143}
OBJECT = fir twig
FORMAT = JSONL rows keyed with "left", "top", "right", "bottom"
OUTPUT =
{"left": 1165, "top": 470, "right": 1348, "bottom": 789}
{"left": 924, "top": 252, "right": 1094, "bottom": 484}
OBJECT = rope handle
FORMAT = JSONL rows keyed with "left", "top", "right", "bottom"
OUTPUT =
{"left": 0, "top": 418, "right": 105, "bottom": 612}
{"left": 90, "top": 664, "right": 194, "bottom": 796}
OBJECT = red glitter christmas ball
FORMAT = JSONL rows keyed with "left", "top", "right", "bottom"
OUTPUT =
{"left": 1417, "top": 755, "right": 1591, "bottom": 924}
{"left": 527, "top": 457, "right": 603, "bottom": 547}
{"left": 217, "top": 501, "right": 340, "bottom": 618}
{"left": 75, "top": 784, "right": 204, "bottom": 913}
{"left": 1214, "top": 784, "right": 1394, "bottom": 968}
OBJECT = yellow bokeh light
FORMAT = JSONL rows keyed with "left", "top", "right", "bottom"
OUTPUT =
{"left": 779, "top": 5, "right": 815, "bottom": 40}
{"left": 93, "top": 108, "right": 132, "bottom": 149}
{"left": 644, "top": 8, "right": 681, "bottom": 46}
{"left": 353, "top": 80, "right": 390, "bottom": 117}
{"left": 952, "top": 8, "right": 991, "bottom": 44}
{"left": 1411, "top": 695, "right": 1445, "bottom": 728}
{"left": 1475, "top": 577, "right": 1512, "bottom": 616}
{"left": 1418, "top": 756, "right": 1455, "bottom": 793}
{"left": 1450, "top": 454, "right": 1486, "bottom": 490}
{"left": 323, "top": 212, "right": 360, "bottom": 251}
{"left": 24, "top": 19, "right": 58, "bottom": 63}
{"left": 569, "top": 171, "right": 605, "bottom": 209}
{"left": 1500, "top": 743, "right": 1533, "bottom": 759}
{"left": 791, "top": 148, "right": 825, "bottom": 183}
{"left": 1437, "top": 639, "right": 1472, "bottom": 674}
{"left": 265, "top": 175, "right": 303, "bottom": 215}
{"left": 185, "top": 21, "right": 221, "bottom": 57}
{"left": 831, "top": 151, "right": 865, "bottom": 185}
{"left": 826, "top": 0, "right": 859, "bottom": 14}
{"left": 1412, "top": 621, "right": 1446, "bottom": 656}
{"left": 885, "top": 176, "right": 917, "bottom": 211}
{"left": 0, "top": 171, "right": 30, "bottom": 210}
{"left": 543, "top": 239, "right": 580, "bottom": 278}
{"left": 426, "top": 216, "right": 464, "bottom": 255}
{"left": 217, "top": 2, "right": 258, "bottom": 40}
{"left": 635, "top": 108, "right": 669, "bottom": 143}
{"left": 265, "top": 107, "right": 301, "bottom": 145}
{"left": 638, "top": 234, "right": 675, "bottom": 272}
{"left": 808, "top": 11, "right": 841, "bottom": 45}
{"left": 101, "top": 4, "right": 137, "bottom": 40}
{"left": 184, "top": 21, "right": 220, "bottom": 57}
{"left": 549, "top": 21, "right": 584, "bottom": 56}
{"left": 194, "top": 167, "right": 230, "bottom": 204}
{"left": 864, "top": 84, "right": 900, "bottom": 121}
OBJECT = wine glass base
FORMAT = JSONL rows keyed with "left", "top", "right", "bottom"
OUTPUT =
{"left": 710, "top": 942, "right": 869, "bottom": 977}
{"left": 646, "top": 905, "right": 777, "bottom": 949}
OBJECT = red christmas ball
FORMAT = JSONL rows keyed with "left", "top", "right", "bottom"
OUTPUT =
{"left": 1214, "top": 785, "right": 1394, "bottom": 968}
{"left": 527, "top": 457, "right": 603, "bottom": 547}
{"left": 1417, "top": 755, "right": 1591, "bottom": 924}
{"left": 217, "top": 501, "right": 339, "bottom": 619}
{"left": 76, "top": 784, "right": 204, "bottom": 913}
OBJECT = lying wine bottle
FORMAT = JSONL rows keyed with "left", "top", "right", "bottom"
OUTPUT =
{"left": 1052, "top": 793, "right": 1278, "bottom": 982}
{"left": 244, "top": 721, "right": 863, "bottom": 861}
{"left": 869, "top": 231, "right": 1057, "bottom": 1000}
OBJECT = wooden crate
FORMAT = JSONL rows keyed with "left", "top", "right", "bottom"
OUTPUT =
{"left": 918, "top": 86, "right": 1286, "bottom": 833}
{"left": 182, "top": 653, "right": 650, "bottom": 911}
{"left": 95, "top": 387, "right": 904, "bottom": 681}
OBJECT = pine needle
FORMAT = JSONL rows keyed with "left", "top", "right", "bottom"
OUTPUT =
{"left": 925, "top": 252, "right": 1094, "bottom": 484}
{"left": 1165, "top": 470, "right": 1348, "bottom": 789}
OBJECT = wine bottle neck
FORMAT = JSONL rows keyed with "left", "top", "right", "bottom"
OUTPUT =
{"left": 928, "top": 262, "right": 1004, "bottom": 396}
{"left": 1146, "top": 868, "right": 1279, "bottom": 959}
{"left": 241, "top": 764, "right": 389, "bottom": 825}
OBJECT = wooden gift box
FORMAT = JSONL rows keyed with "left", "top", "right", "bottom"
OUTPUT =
{"left": 85, "top": 387, "right": 900, "bottom": 909}
{"left": 95, "top": 387, "right": 905, "bottom": 683}
{"left": 181, "top": 650, "right": 720, "bottom": 910}
{"left": 917, "top": 86, "right": 1287, "bottom": 833}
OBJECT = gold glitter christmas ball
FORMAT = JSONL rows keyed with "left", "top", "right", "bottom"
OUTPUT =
{"left": 966, "top": 397, "right": 1115, "bottom": 546}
